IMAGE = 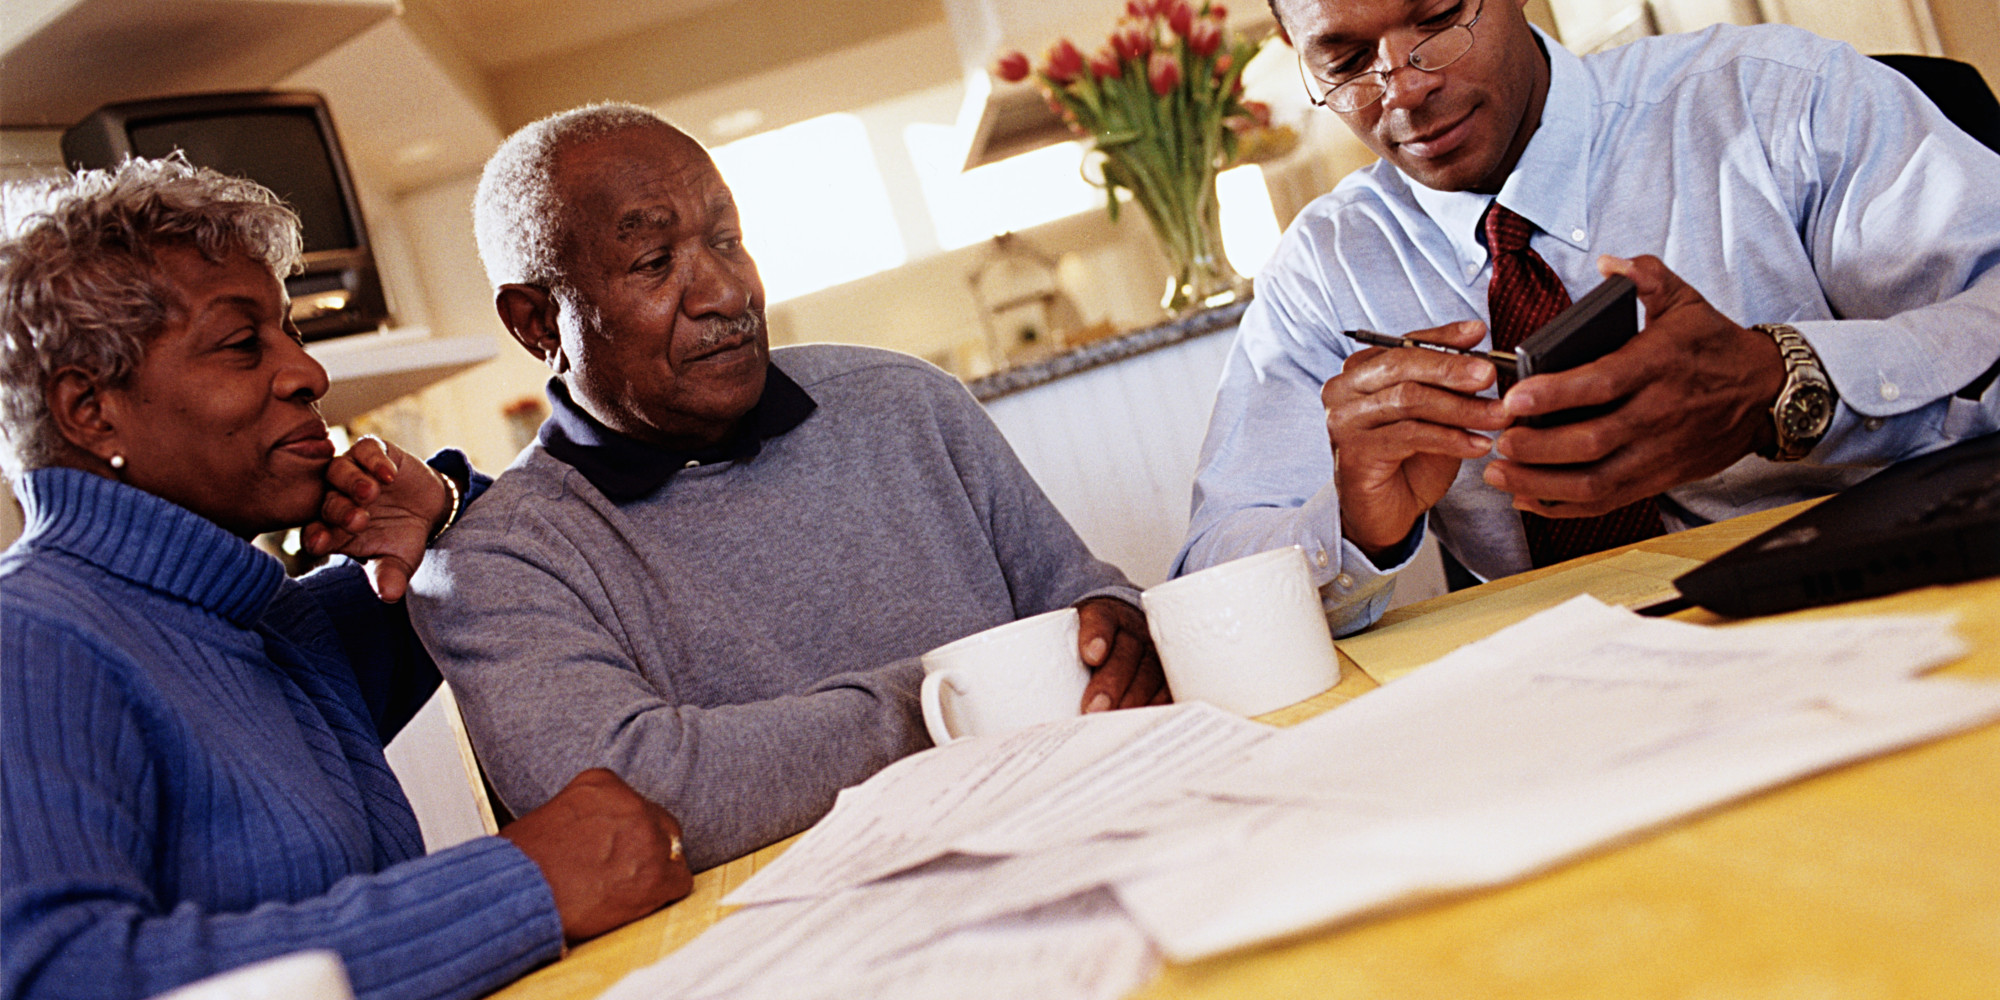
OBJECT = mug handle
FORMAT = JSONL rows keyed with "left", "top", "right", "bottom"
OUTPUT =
{"left": 920, "top": 670, "right": 962, "bottom": 746}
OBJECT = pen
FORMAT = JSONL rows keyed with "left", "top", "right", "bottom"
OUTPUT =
{"left": 1345, "top": 329, "right": 1518, "bottom": 375}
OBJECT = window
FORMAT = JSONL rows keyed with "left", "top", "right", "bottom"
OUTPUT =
{"left": 709, "top": 114, "right": 906, "bottom": 303}
{"left": 1216, "top": 164, "right": 1282, "bottom": 276}
{"left": 905, "top": 125, "right": 1103, "bottom": 250}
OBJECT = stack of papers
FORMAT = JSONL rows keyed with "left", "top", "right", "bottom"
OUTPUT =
{"left": 602, "top": 596, "right": 2000, "bottom": 1000}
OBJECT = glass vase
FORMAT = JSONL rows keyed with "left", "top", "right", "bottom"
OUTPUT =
{"left": 1143, "top": 168, "right": 1247, "bottom": 316}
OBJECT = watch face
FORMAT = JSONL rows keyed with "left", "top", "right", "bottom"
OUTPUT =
{"left": 1782, "top": 386, "right": 1835, "bottom": 438}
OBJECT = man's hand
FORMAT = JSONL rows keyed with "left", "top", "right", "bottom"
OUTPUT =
{"left": 1483, "top": 255, "right": 1785, "bottom": 517}
{"left": 1076, "top": 597, "right": 1169, "bottom": 712}
{"left": 1322, "top": 319, "right": 1511, "bottom": 557}
{"left": 300, "top": 435, "right": 453, "bottom": 602}
{"left": 500, "top": 768, "right": 693, "bottom": 943}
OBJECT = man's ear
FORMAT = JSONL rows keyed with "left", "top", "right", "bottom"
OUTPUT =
{"left": 496, "top": 284, "right": 565, "bottom": 373}
{"left": 45, "top": 368, "right": 122, "bottom": 467}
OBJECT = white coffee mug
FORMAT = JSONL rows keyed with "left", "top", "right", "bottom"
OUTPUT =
{"left": 1140, "top": 545, "right": 1342, "bottom": 717}
{"left": 920, "top": 608, "right": 1089, "bottom": 744}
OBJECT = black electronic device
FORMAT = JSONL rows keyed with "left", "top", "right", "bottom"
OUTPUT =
{"left": 1672, "top": 432, "right": 2000, "bottom": 617}
{"left": 1502, "top": 274, "right": 1639, "bottom": 427}
{"left": 61, "top": 91, "right": 389, "bottom": 341}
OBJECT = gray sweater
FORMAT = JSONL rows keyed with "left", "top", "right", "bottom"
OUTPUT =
{"left": 409, "top": 345, "right": 1135, "bottom": 869}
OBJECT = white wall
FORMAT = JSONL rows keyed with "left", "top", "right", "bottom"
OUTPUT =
{"left": 981, "top": 326, "right": 1449, "bottom": 608}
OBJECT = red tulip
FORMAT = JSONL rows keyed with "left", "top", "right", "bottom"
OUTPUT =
{"left": 1149, "top": 52, "right": 1182, "bottom": 95}
{"left": 1045, "top": 39, "right": 1084, "bottom": 84}
{"left": 995, "top": 50, "right": 1031, "bottom": 83}
{"left": 1126, "top": 0, "right": 1150, "bottom": 18}
{"left": 1213, "top": 53, "right": 1234, "bottom": 78}
{"left": 1089, "top": 46, "right": 1122, "bottom": 80}
{"left": 1209, "top": 3, "right": 1229, "bottom": 18}
{"left": 1168, "top": 1, "right": 1195, "bottom": 37}
{"left": 1112, "top": 25, "right": 1152, "bottom": 61}
{"left": 1188, "top": 19, "right": 1222, "bottom": 56}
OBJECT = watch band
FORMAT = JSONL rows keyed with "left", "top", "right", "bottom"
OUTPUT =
{"left": 1753, "top": 323, "right": 1836, "bottom": 462}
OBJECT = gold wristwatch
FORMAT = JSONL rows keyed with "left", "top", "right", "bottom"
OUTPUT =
{"left": 1753, "top": 323, "right": 1835, "bottom": 462}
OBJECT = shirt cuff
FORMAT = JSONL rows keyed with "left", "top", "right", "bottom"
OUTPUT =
{"left": 1301, "top": 481, "right": 1412, "bottom": 637}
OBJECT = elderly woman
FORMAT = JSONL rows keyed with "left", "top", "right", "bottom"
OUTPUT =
{"left": 0, "top": 156, "right": 691, "bottom": 1000}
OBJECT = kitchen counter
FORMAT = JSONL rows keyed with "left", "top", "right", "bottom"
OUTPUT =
{"left": 965, "top": 299, "right": 1250, "bottom": 402}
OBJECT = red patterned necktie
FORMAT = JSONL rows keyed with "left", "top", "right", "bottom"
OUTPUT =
{"left": 1483, "top": 203, "right": 1664, "bottom": 568}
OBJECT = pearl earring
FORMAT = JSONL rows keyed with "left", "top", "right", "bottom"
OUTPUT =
{"left": 109, "top": 454, "right": 125, "bottom": 470}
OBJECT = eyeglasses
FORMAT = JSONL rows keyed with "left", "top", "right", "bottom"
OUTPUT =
{"left": 1297, "top": 0, "right": 1486, "bottom": 113}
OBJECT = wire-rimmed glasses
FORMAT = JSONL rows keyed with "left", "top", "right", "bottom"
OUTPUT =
{"left": 1297, "top": 0, "right": 1487, "bottom": 113}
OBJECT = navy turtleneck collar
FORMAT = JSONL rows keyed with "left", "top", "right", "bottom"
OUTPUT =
{"left": 537, "top": 365, "right": 816, "bottom": 502}
{"left": 13, "top": 467, "right": 284, "bottom": 627}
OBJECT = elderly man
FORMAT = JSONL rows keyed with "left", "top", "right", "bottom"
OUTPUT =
{"left": 410, "top": 104, "right": 1165, "bottom": 871}
{"left": 1177, "top": 0, "right": 2000, "bottom": 634}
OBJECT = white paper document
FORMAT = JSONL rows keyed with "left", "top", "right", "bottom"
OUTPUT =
{"left": 599, "top": 882, "right": 1159, "bottom": 1000}
{"left": 604, "top": 596, "right": 1999, "bottom": 998}
{"left": 1122, "top": 597, "right": 1998, "bottom": 959}
{"left": 727, "top": 701, "right": 1273, "bottom": 905}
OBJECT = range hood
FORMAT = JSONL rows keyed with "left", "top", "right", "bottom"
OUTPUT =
{"left": 944, "top": 0, "right": 1278, "bottom": 170}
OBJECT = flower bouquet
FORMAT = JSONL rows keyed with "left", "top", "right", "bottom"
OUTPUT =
{"left": 996, "top": 1, "right": 1284, "bottom": 314}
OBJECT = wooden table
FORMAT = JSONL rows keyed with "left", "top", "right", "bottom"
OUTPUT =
{"left": 489, "top": 503, "right": 2000, "bottom": 999}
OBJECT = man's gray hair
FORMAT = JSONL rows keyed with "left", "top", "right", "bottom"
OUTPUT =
{"left": 472, "top": 102, "right": 676, "bottom": 292}
{"left": 0, "top": 153, "right": 301, "bottom": 479}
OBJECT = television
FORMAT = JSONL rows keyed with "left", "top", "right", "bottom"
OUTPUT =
{"left": 61, "top": 91, "right": 390, "bottom": 342}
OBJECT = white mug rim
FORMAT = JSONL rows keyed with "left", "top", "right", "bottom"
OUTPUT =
{"left": 1142, "top": 545, "right": 1306, "bottom": 603}
{"left": 920, "top": 606, "right": 1079, "bottom": 672}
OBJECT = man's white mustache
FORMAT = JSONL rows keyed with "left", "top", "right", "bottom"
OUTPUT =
{"left": 691, "top": 311, "right": 764, "bottom": 353}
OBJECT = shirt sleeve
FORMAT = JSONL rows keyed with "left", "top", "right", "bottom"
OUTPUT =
{"left": 293, "top": 449, "right": 497, "bottom": 745}
{"left": 1786, "top": 44, "right": 2000, "bottom": 463}
{"left": 1173, "top": 231, "right": 1417, "bottom": 636}
{"left": 0, "top": 612, "right": 561, "bottom": 1000}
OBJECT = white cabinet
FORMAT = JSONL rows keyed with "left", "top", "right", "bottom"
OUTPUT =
{"left": 0, "top": 0, "right": 395, "bottom": 127}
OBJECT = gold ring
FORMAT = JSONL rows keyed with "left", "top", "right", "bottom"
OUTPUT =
{"left": 669, "top": 834, "right": 684, "bottom": 862}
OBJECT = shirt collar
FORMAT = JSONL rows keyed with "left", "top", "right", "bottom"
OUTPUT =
{"left": 537, "top": 364, "right": 817, "bottom": 503}
{"left": 13, "top": 466, "right": 283, "bottom": 627}
{"left": 1407, "top": 26, "right": 1596, "bottom": 267}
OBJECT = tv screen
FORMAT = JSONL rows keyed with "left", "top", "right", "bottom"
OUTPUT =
{"left": 62, "top": 91, "right": 389, "bottom": 341}
{"left": 127, "top": 110, "right": 359, "bottom": 255}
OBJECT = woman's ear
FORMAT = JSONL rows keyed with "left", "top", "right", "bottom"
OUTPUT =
{"left": 45, "top": 367, "right": 123, "bottom": 468}
{"left": 496, "top": 284, "right": 566, "bottom": 374}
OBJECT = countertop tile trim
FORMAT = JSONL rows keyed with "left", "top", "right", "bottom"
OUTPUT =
{"left": 964, "top": 299, "right": 1251, "bottom": 402}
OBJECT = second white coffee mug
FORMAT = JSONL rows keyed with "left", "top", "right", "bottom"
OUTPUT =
{"left": 920, "top": 608, "right": 1089, "bottom": 744}
{"left": 1141, "top": 545, "right": 1342, "bottom": 717}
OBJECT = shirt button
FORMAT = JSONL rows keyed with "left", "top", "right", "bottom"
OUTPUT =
{"left": 1879, "top": 382, "right": 1900, "bottom": 402}
{"left": 1865, "top": 417, "right": 1884, "bottom": 431}
{"left": 1571, "top": 228, "right": 1586, "bottom": 241}
{"left": 1314, "top": 549, "right": 1329, "bottom": 568}
{"left": 1334, "top": 573, "right": 1356, "bottom": 589}
{"left": 683, "top": 459, "right": 700, "bottom": 469}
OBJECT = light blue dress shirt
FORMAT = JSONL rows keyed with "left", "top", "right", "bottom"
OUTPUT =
{"left": 1178, "top": 24, "right": 2000, "bottom": 636}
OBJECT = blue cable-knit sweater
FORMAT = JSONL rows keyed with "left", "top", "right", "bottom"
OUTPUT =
{"left": 0, "top": 468, "right": 563, "bottom": 1000}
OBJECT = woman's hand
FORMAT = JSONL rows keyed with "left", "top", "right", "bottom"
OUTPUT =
{"left": 501, "top": 769, "right": 693, "bottom": 942}
{"left": 301, "top": 435, "right": 453, "bottom": 602}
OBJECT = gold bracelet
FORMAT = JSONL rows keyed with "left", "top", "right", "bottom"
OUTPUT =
{"left": 429, "top": 469, "right": 462, "bottom": 544}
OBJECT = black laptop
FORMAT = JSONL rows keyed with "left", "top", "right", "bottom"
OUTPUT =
{"left": 1672, "top": 432, "right": 2000, "bottom": 617}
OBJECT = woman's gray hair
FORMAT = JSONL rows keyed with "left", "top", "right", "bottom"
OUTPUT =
{"left": 472, "top": 102, "right": 674, "bottom": 292}
{"left": 0, "top": 153, "right": 302, "bottom": 479}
